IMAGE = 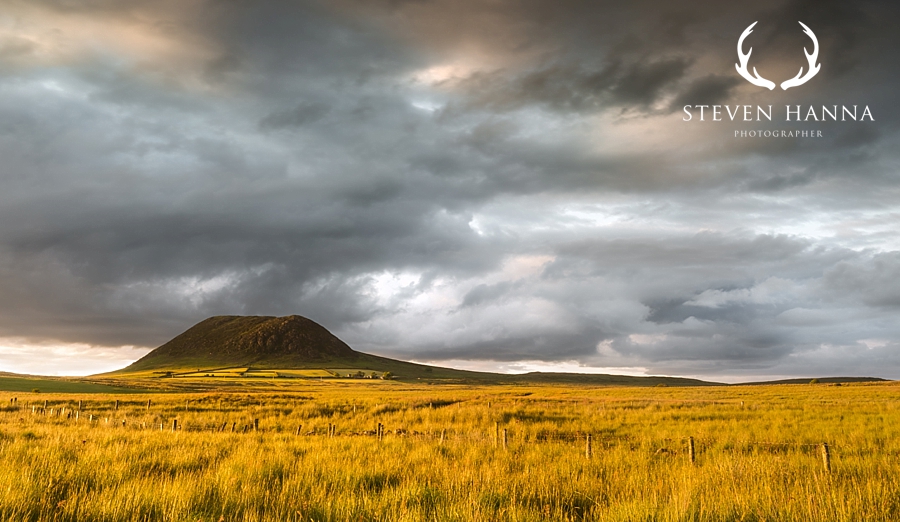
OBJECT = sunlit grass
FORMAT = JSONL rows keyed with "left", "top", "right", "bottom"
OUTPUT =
{"left": 0, "top": 381, "right": 897, "bottom": 521}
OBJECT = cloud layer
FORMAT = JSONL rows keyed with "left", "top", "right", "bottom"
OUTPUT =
{"left": 0, "top": 0, "right": 899, "bottom": 378}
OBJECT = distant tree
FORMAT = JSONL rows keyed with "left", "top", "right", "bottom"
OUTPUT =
{"left": 31, "top": 388, "right": 40, "bottom": 394}
{"left": 382, "top": 372, "right": 393, "bottom": 380}
{"left": 809, "top": 378, "right": 820, "bottom": 384}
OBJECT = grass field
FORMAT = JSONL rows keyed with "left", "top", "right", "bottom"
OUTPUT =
{"left": 0, "top": 376, "right": 149, "bottom": 394}
{"left": 0, "top": 380, "right": 897, "bottom": 521}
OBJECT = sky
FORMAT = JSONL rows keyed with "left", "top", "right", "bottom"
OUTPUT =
{"left": 0, "top": 0, "right": 899, "bottom": 380}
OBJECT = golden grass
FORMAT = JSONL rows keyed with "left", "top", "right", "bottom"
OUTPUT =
{"left": 0, "top": 381, "right": 897, "bottom": 521}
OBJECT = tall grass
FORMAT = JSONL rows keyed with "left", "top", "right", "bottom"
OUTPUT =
{"left": 0, "top": 381, "right": 898, "bottom": 521}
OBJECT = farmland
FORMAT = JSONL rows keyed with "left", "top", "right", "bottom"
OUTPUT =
{"left": 0, "top": 380, "right": 897, "bottom": 521}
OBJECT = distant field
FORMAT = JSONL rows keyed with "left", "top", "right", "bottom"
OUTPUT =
{"left": 0, "top": 376, "right": 146, "bottom": 394}
{"left": 0, "top": 381, "right": 897, "bottom": 521}
{"left": 111, "top": 366, "right": 386, "bottom": 383}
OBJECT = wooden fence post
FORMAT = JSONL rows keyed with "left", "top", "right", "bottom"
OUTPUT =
{"left": 254, "top": 419, "right": 259, "bottom": 432}
{"left": 586, "top": 434, "right": 593, "bottom": 458}
{"left": 78, "top": 400, "right": 83, "bottom": 410}
{"left": 688, "top": 437, "right": 695, "bottom": 465}
{"left": 502, "top": 428, "right": 508, "bottom": 450}
{"left": 172, "top": 419, "right": 178, "bottom": 432}
{"left": 440, "top": 429, "right": 445, "bottom": 445}
{"left": 296, "top": 425, "right": 302, "bottom": 436}
{"left": 114, "top": 400, "right": 119, "bottom": 411}
{"left": 821, "top": 443, "right": 831, "bottom": 473}
{"left": 147, "top": 399, "right": 151, "bottom": 410}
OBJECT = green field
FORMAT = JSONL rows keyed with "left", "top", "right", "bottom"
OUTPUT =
{"left": 0, "top": 380, "right": 898, "bottom": 521}
{"left": 167, "top": 368, "right": 345, "bottom": 379}
{"left": 0, "top": 376, "right": 147, "bottom": 394}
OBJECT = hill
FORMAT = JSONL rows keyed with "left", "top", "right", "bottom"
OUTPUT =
{"left": 106, "top": 315, "right": 722, "bottom": 386}
{"left": 119, "top": 315, "right": 357, "bottom": 372}
{"left": 112, "top": 315, "right": 500, "bottom": 381}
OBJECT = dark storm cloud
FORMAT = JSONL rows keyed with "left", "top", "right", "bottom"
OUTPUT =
{"left": 0, "top": 0, "right": 899, "bottom": 378}
{"left": 668, "top": 75, "right": 741, "bottom": 112}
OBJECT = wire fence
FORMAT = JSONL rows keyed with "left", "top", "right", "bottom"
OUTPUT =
{"left": 5, "top": 398, "right": 836, "bottom": 472}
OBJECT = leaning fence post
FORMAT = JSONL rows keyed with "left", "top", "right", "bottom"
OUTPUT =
{"left": 688, "top": 437, "right": 696, "bottom": 465}
{"left": 821, "top": 443, "right": 831, "bottom": 473}
{"left": 296, "top": 425, "right": 302, "bottom": 436}
{"left": 586, "top": 434, "right": 593, "bottom": 458}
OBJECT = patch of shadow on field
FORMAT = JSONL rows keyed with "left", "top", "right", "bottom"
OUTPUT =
{"left": 134, "top": 458, "right": 215, "bottom": 479}
{"left": 499, "top": 411, "right": 572, "bottom": 423}
{"left": 479, "top": 491, "right": 510, "bottom": 510}
{"left": 412, "top": 400, "right": 460, "bottom": 409}
{"left": 406, "top": 485, "right": 444, "bottom": 516}
{"left": 533, "top": 428, "right": 620, "bottom": 442}
{"left": 353, "top": 472, "right": 402, "bottom": 493}
{"left": 521, "top": 491, "right": 597, "bottom": 520}
{"left": 371, "top": 403, "right": 403, "bottom": 415}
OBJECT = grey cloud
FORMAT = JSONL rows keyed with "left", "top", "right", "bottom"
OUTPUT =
{"left": 822, "top": 253, "right": 900, "bottom": 308}
{"left": 260, "top": 102, "right": 331, "bottom": 129}
{"left": 460, "top": 280, "right": 521, "bottom": 308}
{"left": 668, "top": 74, "right": 740, "bottom": 113}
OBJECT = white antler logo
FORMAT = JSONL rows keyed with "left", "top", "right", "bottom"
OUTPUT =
{"left": 735, "top": 21, "right": 821, "bottom": 91}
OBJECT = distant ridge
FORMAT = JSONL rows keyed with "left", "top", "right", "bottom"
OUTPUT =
{"left": 739, "top": 377, "right": 887, "bottom": 385}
